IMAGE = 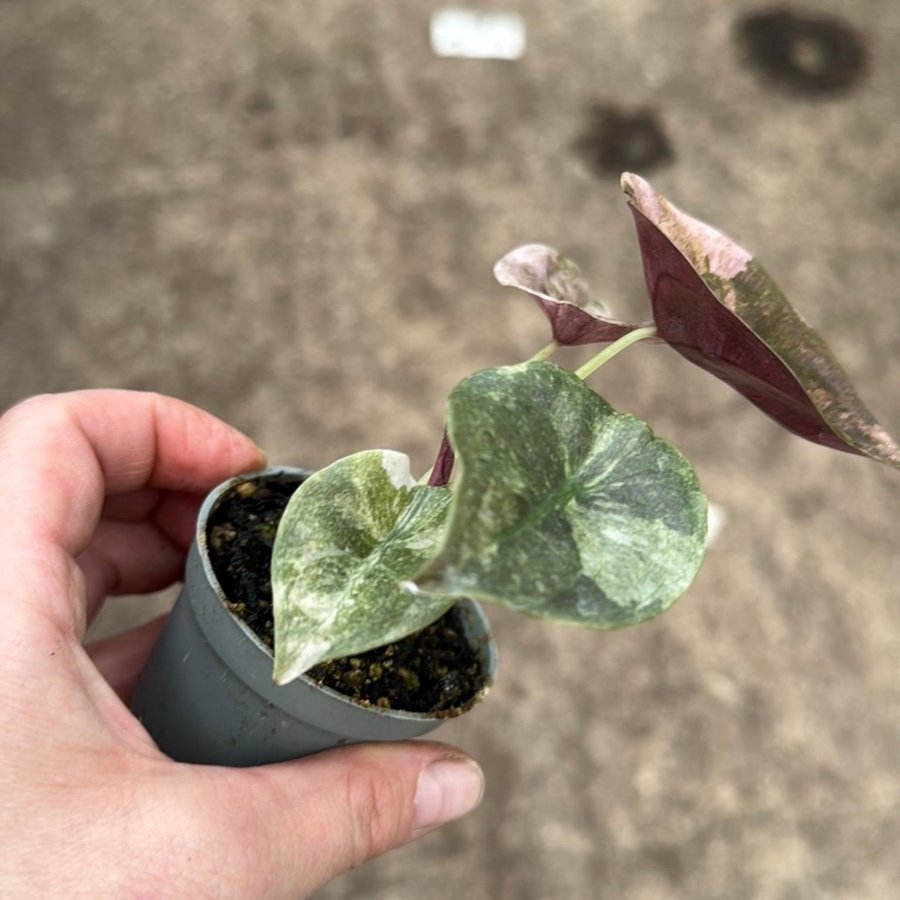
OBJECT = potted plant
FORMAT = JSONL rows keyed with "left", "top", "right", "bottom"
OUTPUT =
{"left": 129, "top": 466, "right": 496, "bottom": 766}
{"left": 131, "top": 174, "right": 899, "bottom": 767}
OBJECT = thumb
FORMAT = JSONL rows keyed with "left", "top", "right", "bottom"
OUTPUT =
{"left": 213, "top": 741, "right": 484, "bottom": 898}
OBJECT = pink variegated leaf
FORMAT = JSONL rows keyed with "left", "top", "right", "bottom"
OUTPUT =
{"left": 622, "top": 173, "right": 900, "bottom": 469}
{"left": 494, "top": 244, "right": 654, "bottom": 346}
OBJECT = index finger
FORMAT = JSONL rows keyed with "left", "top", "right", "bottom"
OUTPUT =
{"left": 0, "top": 390, "right": 266, "bottom": 557}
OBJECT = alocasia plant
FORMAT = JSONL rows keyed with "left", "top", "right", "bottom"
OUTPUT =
{"left": 270, "top": 174, "right": 899, "bottom": 686}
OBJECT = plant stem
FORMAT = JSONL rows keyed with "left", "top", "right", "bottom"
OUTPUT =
{"left": 426, "top": 432, "right": 455, "bottom": 488}
{"left": 424, "top": 337, "right": 559, "bottom": 489}
{"left": 527, "top": 339, "right": 560, "bottom": 363}
{"left": 574, "top": 326, "right": 657, "bottom": 380}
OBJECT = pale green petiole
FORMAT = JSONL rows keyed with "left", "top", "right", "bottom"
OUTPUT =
{"left": 574, "top": 326, "right": 657, "bottom": 380}
{"left": 527, "top": 339, "right": 560, "bottom": 363}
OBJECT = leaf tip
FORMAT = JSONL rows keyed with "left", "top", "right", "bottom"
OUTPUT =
{"left": 273, "top": 640, "right": 330, "bottom": 686}
{"left": 619, "top": 171, "right": 638, "bottom": 195}
{"left": 620, "top": 170, "right": 646, "bottom": 193}
{"left": 620, "top": 172, "right": 656, "bottom": 213}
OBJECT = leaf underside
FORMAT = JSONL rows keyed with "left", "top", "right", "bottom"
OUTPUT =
{"left": 622, "top": 173, "right": 900, "bottom": 469}
{"left": 271, "top": 450, "right": 454, "bottom": 683}
{"left": 494, "top": 243, "right": 655, "bottom": 346}
{"left": 418, "top": 362, "right": 708, "bottom": 629}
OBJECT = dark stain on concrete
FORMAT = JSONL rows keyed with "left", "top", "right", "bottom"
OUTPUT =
{"left": 734, "top": 9, "right": 868, "bottom": 97}
{"left": 238, "top": 34, "right": 397, "bottom": 150}
{"left": 575, "top": 105, "right": 673, "bottom": 177}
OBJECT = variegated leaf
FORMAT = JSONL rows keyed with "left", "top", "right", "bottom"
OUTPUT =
{"left": 494, "top": 243, "right": 654, "bottom": 346}
{"left": 271, "top": 450, "right": 454, "bottom": 683}
{"left": 418, "top": 362, "right": 708, "bottom": 628}
{"left": 622, "top": 173, "right": 900, "bottom": 469}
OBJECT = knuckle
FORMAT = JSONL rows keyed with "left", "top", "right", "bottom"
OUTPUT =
{"left": 343, "top": 761, "right": 409, "bottom": 867}
{"left": 1, "top": 393, "right": 63, "bottom": 428}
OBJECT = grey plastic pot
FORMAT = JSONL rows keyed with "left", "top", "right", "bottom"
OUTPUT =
{"left": 129, "top": 466, "right": 496, "bottom": 767}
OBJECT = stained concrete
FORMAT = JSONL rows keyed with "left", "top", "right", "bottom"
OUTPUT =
{"left": 2, "top": 2, "right": 899, "bottom": 897}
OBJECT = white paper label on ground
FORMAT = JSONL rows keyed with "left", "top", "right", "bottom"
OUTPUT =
{"left": 430, "top": 9, "right": 526, "bottom": 60}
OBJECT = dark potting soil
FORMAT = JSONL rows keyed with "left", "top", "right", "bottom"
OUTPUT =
{"left": 205, "top": 474, "right": 488, "bottom": 716}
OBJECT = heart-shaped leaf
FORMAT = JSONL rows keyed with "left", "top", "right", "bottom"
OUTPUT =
{"left": 271, "top": 450, "right": 454, "bottom": 683}
{"left": 622, "top": 173, "right": 900, "bottom": 469}
{"left": 494, "top": 243, "right": 654, "bottom": 346}
{"left": 418, "top": 362, "right": 708, "bottom": 628}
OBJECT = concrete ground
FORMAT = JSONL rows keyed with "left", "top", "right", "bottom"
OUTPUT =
{"left": 2, "top": 1, "right": 899, "bottom": 897}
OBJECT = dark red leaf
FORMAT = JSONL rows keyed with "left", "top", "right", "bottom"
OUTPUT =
{"left": 622, "top": 173, "right": 900, "bottom": 469}
{"left": 494, "top": 244, "right": 654, "bottom": 346}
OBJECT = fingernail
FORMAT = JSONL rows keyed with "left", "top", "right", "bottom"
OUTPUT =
{"left": 413, "top": 757, "right": 484, "bottom": 835}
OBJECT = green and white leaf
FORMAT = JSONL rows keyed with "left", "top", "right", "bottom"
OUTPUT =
{"left": 417, "top": 362, "right": 708, "bottom": 628}
{"left": 271, "top": 450, "right": 455, "bottom": 684}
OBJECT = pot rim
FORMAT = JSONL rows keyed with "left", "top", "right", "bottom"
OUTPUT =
{"left": 192, "top": 465, "right": 495, "bottom": 724}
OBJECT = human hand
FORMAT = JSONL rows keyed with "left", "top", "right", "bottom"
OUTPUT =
{"left": 0, "top": 391, "right": 484, "bottom": 898}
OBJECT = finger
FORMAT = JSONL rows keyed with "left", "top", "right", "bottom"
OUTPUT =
{"left": 0, "top": 390, "right": 265, "bottom": 558}
{"left": 85, "top": 616, "right": 167, "bottom": 700}
{"left": 101, "top": 490, "right": 204, "bottom": 546}
{"left": 152, "top": 491, "right": 205, "bottom": 551}
{"left": 0, "top": 391, "right": 264, "bottom": 634}
{"left": 78, "top": 520, "right": 184, "bottom": 621}
{"left": 78, "top": 493, "right": 203, "bottom": 619}
{"left": 209, "top": 742, "right": 484, "bottom": 897}
{"left": 101, "top": 487, "right": 164, "bottom": 522}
